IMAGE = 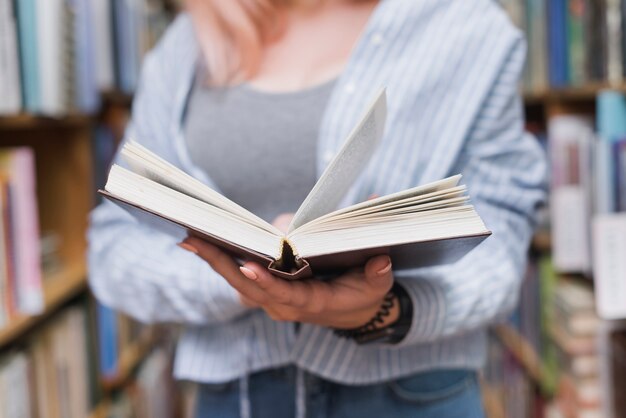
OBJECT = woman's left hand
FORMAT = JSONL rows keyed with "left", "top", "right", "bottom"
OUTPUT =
{"left": 179, "top": 236, "right": 398, "bottom": 329}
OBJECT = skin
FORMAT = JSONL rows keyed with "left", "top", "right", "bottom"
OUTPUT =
{"left": 181, "top": 0, "right": 401, "bottom": 330}
{"left": 179, "top": 211, "right": 399, "bottom": 330}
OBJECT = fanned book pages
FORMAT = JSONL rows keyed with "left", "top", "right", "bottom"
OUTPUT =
{"left": 100, "top": 90, "right": 491, "bottom": 279}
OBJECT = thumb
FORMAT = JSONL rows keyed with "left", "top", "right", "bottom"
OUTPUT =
{"left": 363, "top": 255, "right": 393, "bottom": 292}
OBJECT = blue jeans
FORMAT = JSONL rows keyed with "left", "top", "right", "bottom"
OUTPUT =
{"left": 195, "top": 367, "right": 485, "bottom": 418}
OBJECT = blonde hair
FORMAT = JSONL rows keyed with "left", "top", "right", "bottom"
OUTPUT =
{"left": 187, "top": 0, "right": 342, "bottom": 85}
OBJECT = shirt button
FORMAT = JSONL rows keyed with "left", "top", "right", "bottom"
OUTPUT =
{"left": 323, "top": 151, "right": 335, "bottom": 163}
{"left": 371, "top": 33, "right": 384, "bottom": 46}
{"left": 345, "top": 83, "right": 356, "bottom": 94}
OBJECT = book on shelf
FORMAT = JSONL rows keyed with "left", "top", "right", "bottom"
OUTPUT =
{"left": 502, "top": 0, "right": 626, "bottom": 90}
{"left": 96, "top": 301, "right": 151, "bottom": 381}
{"left": 15, "top": 0, "right": 40, "bottom": 113}
{"left": 100, "top": 90, "right": 491, "bottom": 280}
{"left": 0, "top": 304, "right": 97, "bottom": 418}
{"left": 105, "top": 347, "right": 179, "bottom": 418}
{"left": 557, "top": 373, "right": 603, "bottom": 417}
{"left": 567, "top": 0, "right": 586, "bottom": 85}
{"left": 547, "top": 0, "right": 570, "bottom": 87}
{"left": 591, "top": 91, "right": 626, "bottom": 321}
{"left": 549, "top": 115, "right": 593, "bottom": 273}
{"left": 595, "top": 91, "right": 626, "bottom": 214}
{"left": 36, "top": 0, "right": 67, "bottom": 116}
{"left": 0, "top": 0, "right": 23, "bottom": 115}
{"left": 553, "top": 278, "right": 599, "bottom": 337}
{"left": 1, "top": 0, "right": 172, "bottom": 116}
{"left": 0, "top": 148, "right": 43, "bottom": 323}
{"left": 592, "top": 214, "right": 626, "bottom": 320}
{"left": 550, "top": 279, "right": 604, "bottom": 418}
{"left": 587, "top": 0, "right": 608, "bottom": 82}
{"left": 525, "top": 0, "right": 548, "bottom": 91}
{"left": 93, "top": 0, "right": 115, "bottom": 90}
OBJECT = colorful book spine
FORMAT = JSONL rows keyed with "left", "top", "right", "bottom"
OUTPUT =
{"left": 96, "top": 303, "right": 119, "bottom": 379}
{"left": 548, "top": 0, "right": 570, "bottom": 86}
{"left": 615, "top": 139, "right": 626, "bottom": 211}
{"left": 593, "top": 214, "right": 626, "bottom": 319}
{"left": 586, "top": 0, "right": 607, "bottom": 82}
{"left": 606, "top": 0, "right": 624, "bottom": 84}
{"left": 567, "top": 0, "right": 587, "bottom": 85}
{"left": 0, "top": 0, "right": 23, "bottom": 114}
{"left": 595, "top": 91, "right": 626, "bottom": 213}
{"left": 70, "top": 0, "right": 100, "bottom": 113}
{"left": 15, "top": 0, "right": 40, "bottom": 113}
{"left": 3, "top": 149, "right": 43, "bottom": 314}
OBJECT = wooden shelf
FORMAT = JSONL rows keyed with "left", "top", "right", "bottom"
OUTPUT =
{"left": 481, "top": 379, "right": 506, "bottom": 418}
{"left": 494, "top": 324, "right": 544, "bottom": 385}
{"left": 101, "top": 90, "right": 133, "bottom": 107}
{"left": 88, "top": 400, "right": 110, "bottom": 418}
{"left": 531, "top": 231, "right": 551, "bottom": 253}
{"left": 0, "top": 261, "right": 87, "bottom": 347}
{"left": 0, "top": 89, "right": 132, "bottom": 130}
{"left": 101, "top": 328, "right": 155, "bottom": 391}
{"left": 0, "top": 114, "right": 94, "bottom": 130}
{"left": 523, "top": 83, "right": 626, "bottom": 104}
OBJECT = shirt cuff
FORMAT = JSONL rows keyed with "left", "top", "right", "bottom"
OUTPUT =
{"left": 393, "top": 276, "right": 447, "bottom": 347}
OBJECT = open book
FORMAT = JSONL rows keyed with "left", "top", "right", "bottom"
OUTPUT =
{"left": 100, "top": 90, "right": 491, "bottom": 279}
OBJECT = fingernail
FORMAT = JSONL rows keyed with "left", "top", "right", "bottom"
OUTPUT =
{"left": 377, "top": 258, "right": 392, "bottom": 276}
{"left": 240, "top": 266, "right": 258, "bottom": 281}
{"left": 178, "top": 242, "right": 198, "bottom": 254}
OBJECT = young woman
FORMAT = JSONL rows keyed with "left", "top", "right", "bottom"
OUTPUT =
{"left": 88, "top": 0, "right": 547, "bottom": 417}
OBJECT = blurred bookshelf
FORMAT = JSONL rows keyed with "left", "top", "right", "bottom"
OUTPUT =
{"left": 485, "top": 2, "right": 626, "bottom": 418}
{"left": 0, "top": 0, "right": 191, "bottom": 417}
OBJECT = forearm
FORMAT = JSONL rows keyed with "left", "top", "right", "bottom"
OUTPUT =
{"left": 393, "top": 219, "right": 532, "bottom": 347}
{"left": 88, "top": 201, "right": 250, "bottom": 325}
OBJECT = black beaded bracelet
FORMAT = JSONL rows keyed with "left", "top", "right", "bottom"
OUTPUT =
{"left": 333, "top": 291, "right": 396, "bottom": 339}
{"left": 333, "top": 283, "right": 412, "bottom": 344}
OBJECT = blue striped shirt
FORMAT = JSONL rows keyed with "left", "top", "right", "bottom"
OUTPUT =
{"left": 88, "top": 0, "right": 547, "bottom": 384}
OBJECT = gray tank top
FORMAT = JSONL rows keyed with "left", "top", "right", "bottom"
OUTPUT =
{"left": 184, "top": 75, "right": 335, "bottom": 223}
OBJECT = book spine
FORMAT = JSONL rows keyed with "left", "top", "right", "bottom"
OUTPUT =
{"left": 92, "top": 0, "right": 115, "bottom": 91}
{"left": 11, "top": 149, "right": 43, "bottom": 314}
{"left": 96, "top": 303, "right": 119, "bottom": 379}
{"left": 0, "top": 0, "right": 23, "bottom": 114}
{"left": 606, "top": 0, "right": 624, "bottom": 84}
{"left": 15, "top": 0, "right": 41, "bottom": 113}
{"left": 568, "top": 0, "right": 588, "bottom": 85}
{"left": 617, "top": 140, "right": 626, "bottom": 211}
{"left": 0, "top": 178, "right": 7, "bottom": 328}
{"left": 549, "top": 0, "right": 570, "bottom": 86}
{"left": 549, "top": 116, "right": 594, "bottom": 272}
{"left": 595, "top": 91, "right": 626, "bottom": 213}
{"left": 71, "top": 0, "right": 99, "bottom": 113}
{"left": 586, "top": 0, "right": 608, "bottom": 81}
{"left": 592, "top": 214, "right": 626, "bottom": 319}
{"left": 36, "top": 0, "right": 66, "bottom": 116}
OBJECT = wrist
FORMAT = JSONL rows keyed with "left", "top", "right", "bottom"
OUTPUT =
{"left": 333, "top": 283, "right": 412, "bottom": 344}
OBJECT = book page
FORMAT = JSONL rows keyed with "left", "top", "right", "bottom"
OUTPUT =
{"left": 121, "top": 141, "right": 280, "bottom": 235}
{"left": 105, "top": 165, "right": 283, "bottom": 258}
{"left": 288, "top": 88, "right": 387, "bottom": 232}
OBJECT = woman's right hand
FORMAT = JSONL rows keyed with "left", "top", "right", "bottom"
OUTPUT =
{"left": 237, "top": 212, "right": 295, "bottom": 308}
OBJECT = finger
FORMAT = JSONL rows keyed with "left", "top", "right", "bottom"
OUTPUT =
{"left": 181, "top": 237, "right": 268, "bottom": 302}
{"left": 241, "top": 262, "right": 313, "bottom": 308}
{"left": 363, "top": 255, "right": 394, "bottom": 293}
{"left": 272, "top": 213, "right": 295, "bottom": 234}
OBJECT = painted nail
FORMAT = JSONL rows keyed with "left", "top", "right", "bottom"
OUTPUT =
{"left": 178, "top": 242, "right": 198, "bottom": 254}
{"left": 240, "top": 266, "right": 258, "bottom": 281}
{"left": 377, "top": 258, "right": 392, "bottom": 276}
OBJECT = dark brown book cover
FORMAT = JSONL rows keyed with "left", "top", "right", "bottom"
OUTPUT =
{"left": 100, "top": 190, "right": 490, "bottom": 280}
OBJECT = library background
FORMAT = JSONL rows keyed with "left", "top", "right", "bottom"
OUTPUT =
{"left": 0, "top": 0, "right": 625, "bottom": 417}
